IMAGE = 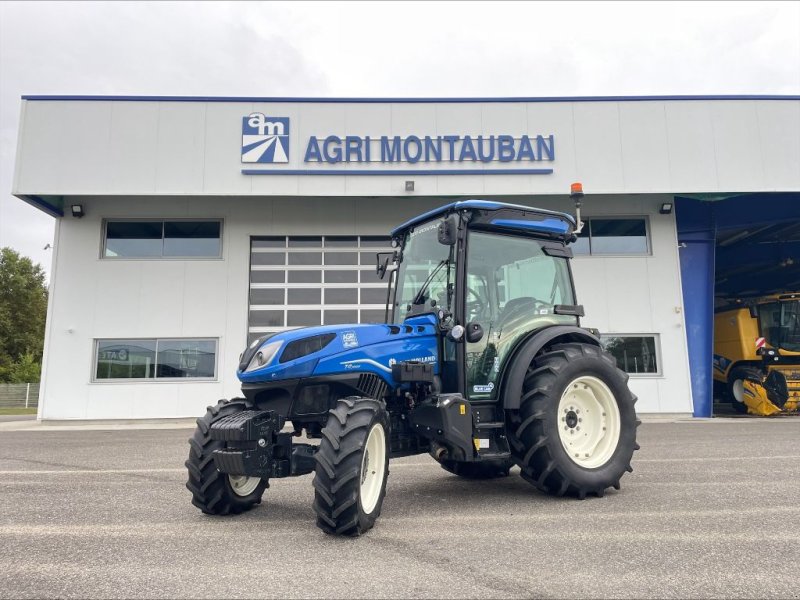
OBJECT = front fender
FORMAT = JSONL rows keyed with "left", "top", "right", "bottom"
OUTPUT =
{"left": 499, "top": 326, "right": 601, "bottom": 411}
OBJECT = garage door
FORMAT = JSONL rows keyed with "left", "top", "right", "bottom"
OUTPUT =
{"left": 248, "top": 235, "right": 392, "bottom": 342}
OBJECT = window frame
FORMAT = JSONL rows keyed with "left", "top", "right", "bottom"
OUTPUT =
{"left": 598, "top": 333, "right": 662, "bottom": 377}
{"left": 572, "top": 216, "right": 652, "bottom": 257}
{"left": 100, "top": 218, "right": 224, "bottom": 260}
{"left": 92, "top": 337, "right": 219, "bottom": 383}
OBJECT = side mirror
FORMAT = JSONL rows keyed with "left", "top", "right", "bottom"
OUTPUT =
{"left": 465, "top": 321, "right": 484, "bottom": 343}
{"left": 437, "top": 214, "right": 458, "bottom": 246}
{"left": 375, "top": 251, "right": 395, "bottom": 279}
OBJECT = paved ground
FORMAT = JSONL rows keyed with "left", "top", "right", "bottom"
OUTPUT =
{"left": 0, "top": 414, "right": 35, "bottom": 422}
{"left": 1, "top": 419, "right": 799, "bottom": 599}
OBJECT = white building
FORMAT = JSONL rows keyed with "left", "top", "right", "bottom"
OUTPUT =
{"left": 11, "top": 95, "right": 800, "bottom": 420}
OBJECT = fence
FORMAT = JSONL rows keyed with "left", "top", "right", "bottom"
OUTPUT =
{"left": 0, "top": 383, "right": 40, "bottom": 408}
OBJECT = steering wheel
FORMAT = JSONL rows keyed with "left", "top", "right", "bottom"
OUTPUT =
{"left": 466, "top": 287, "right": 486, "bottom": 320}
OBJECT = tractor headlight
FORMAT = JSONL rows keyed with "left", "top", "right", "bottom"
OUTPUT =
{"left": 245, "top": 341, "right": 282, "bottom": 372}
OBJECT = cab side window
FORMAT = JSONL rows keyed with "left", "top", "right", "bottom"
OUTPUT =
{"left": 465, "top": 231, "right": 577, "bottom": 399}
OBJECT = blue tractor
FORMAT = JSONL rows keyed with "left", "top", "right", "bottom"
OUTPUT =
{"left": 186, "top": 184, "right": 639, "bottom": 535}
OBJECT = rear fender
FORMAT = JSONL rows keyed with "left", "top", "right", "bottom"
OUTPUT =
{"left": 499, "top": 326, "right": 601, "bottom": 411}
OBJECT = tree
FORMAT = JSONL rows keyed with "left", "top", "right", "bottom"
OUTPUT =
{"left": 0, "top": 248, "right": 48, "bottom": 383}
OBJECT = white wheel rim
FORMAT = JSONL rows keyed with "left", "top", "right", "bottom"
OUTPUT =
{"left": 360, "top": 422, "right": 386, "bottom": 515}
{"left": 557, "top": 376, "right": 621, "bottom": 469}
{"left": 228, "top": 475, "right": 260, "bottom": 497}
{"left": 732, "top": 379, "right": 746, "bottom": 403}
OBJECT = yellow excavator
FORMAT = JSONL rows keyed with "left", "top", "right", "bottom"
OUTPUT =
{"left": 714, "top": 293, "right": 800, "bottom": 416}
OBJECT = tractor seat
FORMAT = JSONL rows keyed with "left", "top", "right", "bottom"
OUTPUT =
{"left": 497, "top": 297, "right": 538, "bottom": 326}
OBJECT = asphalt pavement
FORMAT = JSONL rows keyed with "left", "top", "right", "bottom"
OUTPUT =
{"left": 1, "top": 418, "right": 799, "bottom": 599}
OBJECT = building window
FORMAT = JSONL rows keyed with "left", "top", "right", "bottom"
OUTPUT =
{"left": 103, "top": 220, "right": 222, "bottom": 258}
{"left": 94, "top": 338, "right": 217, "bottom": 380}
{"left": 599, "top": 334, "right": 660, "bottom": 375}
{"left": 573, "top": 218, "right": 649, "bottom": 255}
{"left": 248, "top": 235, "right": 392, "bottom": 343}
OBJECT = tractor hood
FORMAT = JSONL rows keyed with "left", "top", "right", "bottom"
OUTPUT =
{"left": 237, "top": 314, "right": 439, "bottom": 385}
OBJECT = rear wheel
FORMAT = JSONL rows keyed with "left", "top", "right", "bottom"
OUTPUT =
{"left": 185, "top": 399, "right": 268, "bottom": 515}
{"left": 313, "top": 397, "right": 390, "bottom": 536}
{"left": 438, "top": 458, "right": 514, "bottom": 479}
{"left": 728, "top": 365, "right": 762, "bottom": 414}
{"left": 509, "top": 343, "right": 639, "bottom": 498}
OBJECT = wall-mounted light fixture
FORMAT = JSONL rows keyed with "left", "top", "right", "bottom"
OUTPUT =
{"left": 659, "top": 202, "right": 673, "bottom": 215}
{"left": 71, "top": 204, "right": 85, "bottom": 218}
{"left": 405, "top": 181, "right": 415, "bottom": 192}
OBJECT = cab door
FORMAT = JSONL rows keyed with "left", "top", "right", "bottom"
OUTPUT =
{"left": 464, "top": 230, "right": 578, "bottom": 401}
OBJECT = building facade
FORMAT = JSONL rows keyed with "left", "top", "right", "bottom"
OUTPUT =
{"left": 12, "top": 95, "right": 800, "bottom": 420}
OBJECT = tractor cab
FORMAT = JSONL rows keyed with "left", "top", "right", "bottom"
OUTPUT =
{"left": 755, "top": 294, "right": 800, "bottom": 354}
{"left": 386, "top": 201, "right": 583, "bottom": 402}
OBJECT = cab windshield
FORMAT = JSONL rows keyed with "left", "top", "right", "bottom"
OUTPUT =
{"left": 392, "top": 220, "right": 455, "bottom": 324}
{"left": 758, "top": 301, "right": 800, "bottom": 352}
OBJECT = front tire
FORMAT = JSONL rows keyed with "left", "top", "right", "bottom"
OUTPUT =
{"left": 509, "top": 343, "right": 639, "bottom": 498}
{"left": 728, "top": 365, "right": 762, "bottom": 414}
{"left": 185, "top": 399, "right": 268, "bottom": 515}
{"left": 313, "top": 397, "right": 390, "bottom": 536}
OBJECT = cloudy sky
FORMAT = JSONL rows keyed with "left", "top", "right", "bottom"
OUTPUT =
{"left": 1, "top": 0, "right": 798, "bottom": 277}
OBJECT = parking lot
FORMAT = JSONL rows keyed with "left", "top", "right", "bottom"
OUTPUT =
{"left": 1, "top": 417, "right": 798, "bottom": 599}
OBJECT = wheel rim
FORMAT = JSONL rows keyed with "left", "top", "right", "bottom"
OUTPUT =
{"left": 732, "top": 379, "right": 746, "bottom": 403}
{"left": 359, "top": 422, "right": 386, "bottom": 515}
{"left": 228, "top": 475, "right": 260, "bottom": 497}
{"left": 557, "top": 376, "right": 621, "bottom": 469}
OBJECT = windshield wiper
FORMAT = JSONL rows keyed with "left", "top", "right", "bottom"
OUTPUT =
{"left": 412, "top": 259, "right": 449, "bottom": 306}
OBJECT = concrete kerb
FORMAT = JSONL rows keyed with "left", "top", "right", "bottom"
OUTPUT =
{"left": 0, "top": 417, "right": 198, "bottom": 432}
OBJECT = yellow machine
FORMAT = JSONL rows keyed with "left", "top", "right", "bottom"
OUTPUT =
{"left": 713, "top": 293, "right": 800, "bottom": 416}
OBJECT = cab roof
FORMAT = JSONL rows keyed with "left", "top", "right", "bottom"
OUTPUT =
{"left": 390, "top": 200, "right": 577, "bottom": 238}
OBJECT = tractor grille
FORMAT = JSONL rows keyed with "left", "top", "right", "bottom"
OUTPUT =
{"left": 357, "top": 373, "right": 387, "bottom": 400}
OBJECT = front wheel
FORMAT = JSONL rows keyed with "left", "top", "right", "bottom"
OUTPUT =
{"left": 185, "top": 399, "right": 268, "bottom": 515}
{"left": 313, "top": 397, "right": 390, "bottom": 536}
{"left": 510, "top": 343, "right": 640, "bottom": 498}
{"left": 728, "top": 365, "right": 762, "bottom": 414}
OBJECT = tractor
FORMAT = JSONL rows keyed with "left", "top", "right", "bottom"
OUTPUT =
{"left": 186, "top": 183, "right": 640, "bottom": 535}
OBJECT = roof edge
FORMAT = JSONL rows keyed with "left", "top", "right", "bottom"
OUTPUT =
{"left": 19, "top": 94, "right": 800, "bottom": 104}
{"left": 16, "top": 195, "right": 63, "bottom": 218}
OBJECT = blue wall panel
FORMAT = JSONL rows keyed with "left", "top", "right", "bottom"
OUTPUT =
{"left": 676, "top": 198, "right": 715, "bottom": 418}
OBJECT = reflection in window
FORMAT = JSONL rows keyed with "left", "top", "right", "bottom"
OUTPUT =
{"left": 104, "top": 221, "right": 221, "bottom": 258}
{"left": 105, "top": 222, "right": 163, "bottom": 257}
{"left": 163, "top": 221, "right": 221, "bottom": 257}
{"left": 600, "top": 335, "right": 660, "bottom": 374}
{"left": 156, "top": 339, "right": 216, "bottom": 378}
{"left": 95, "top": 338, "right": 217, "bottom": 380}
{"left": 570, "top": 218, "right": 648, "bottom": 256}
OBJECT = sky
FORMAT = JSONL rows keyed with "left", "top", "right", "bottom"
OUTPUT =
{"left": 0, "top": 0, "right": 798, "bottom": 278}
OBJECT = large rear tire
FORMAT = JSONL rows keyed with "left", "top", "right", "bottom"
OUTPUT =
{"left": 438, "top": 458, "right": 514, "bottom": 479}
{"left": 185, "top": 398, "right": 268, "bottom": 515}
{"left": 313, "top": 397, "right": 390, "bottom": 536}
{"left": 509, "top": 343, "right": 639, "bottom": 498}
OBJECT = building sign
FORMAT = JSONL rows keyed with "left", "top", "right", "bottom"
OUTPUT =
{"left": 241, "top": 112, "right": 554, "bottom": 174}
{"left": 302, "top": 133, "right": 554, "bottom": 164}
{"left": 242, "top": 113, "right": 290, "bottom": 163}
